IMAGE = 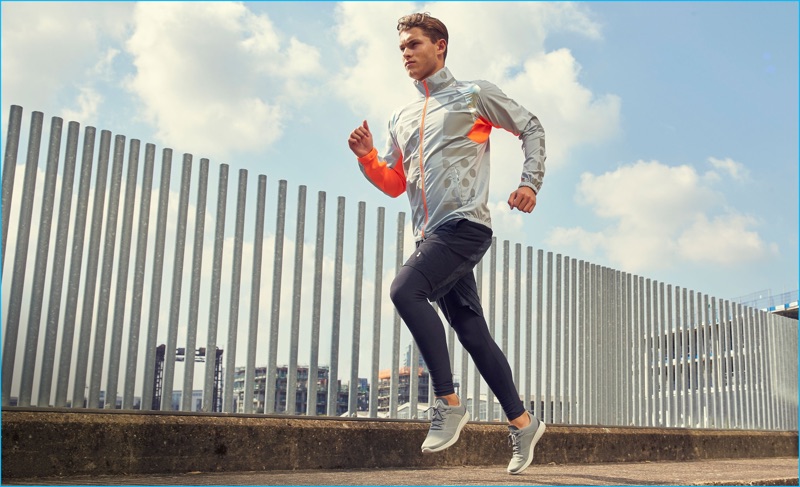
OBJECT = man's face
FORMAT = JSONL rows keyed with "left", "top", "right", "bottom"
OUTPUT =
{"left": 399, "top": 27, "right": 445, "bottom": 81}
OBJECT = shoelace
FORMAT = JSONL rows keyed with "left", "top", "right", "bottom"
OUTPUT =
{"left": 508, "top": 430, "right": 522, "bottom": 457}
{"left": 424, "top": 404, "right": 446, "bottom": 431}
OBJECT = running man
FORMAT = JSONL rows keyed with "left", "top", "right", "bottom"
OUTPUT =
{"left": 347, "top": 13, "right": 547, "bottom": 475}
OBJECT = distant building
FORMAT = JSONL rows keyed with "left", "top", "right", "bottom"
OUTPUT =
{"left": 232, "top": 365, "right": 351, "bottom": 415}
{"left": 376, "top": 366, "right": 430, "bottom": 414}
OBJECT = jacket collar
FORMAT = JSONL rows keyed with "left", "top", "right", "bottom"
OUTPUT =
{"left": 414, "top": 66, "right": 455, "bottom": 96}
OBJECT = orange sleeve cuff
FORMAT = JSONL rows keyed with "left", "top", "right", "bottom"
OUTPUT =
{"left": 357, "top": 147, "right": 379, "bottom": 165}
{"left": 357, "top": 148, "right": 406, "bottom": 197}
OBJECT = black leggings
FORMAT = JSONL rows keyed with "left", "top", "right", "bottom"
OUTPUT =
{"left": 390, "top": 265, "right": 526, "bottom": 420}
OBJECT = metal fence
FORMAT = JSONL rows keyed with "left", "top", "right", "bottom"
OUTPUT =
{"left": 2, "top": 106, "right": 797, "bottom": 430}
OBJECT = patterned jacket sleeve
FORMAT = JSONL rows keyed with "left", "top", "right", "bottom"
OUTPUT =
{"left": 474, "top": 80, "right": 546, "bottom": 194}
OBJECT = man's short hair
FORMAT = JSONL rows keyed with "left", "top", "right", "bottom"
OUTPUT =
{"left": 397, "top": 12, "right": 449, "bottom": 61}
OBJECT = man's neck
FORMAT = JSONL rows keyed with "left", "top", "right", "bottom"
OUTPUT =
{"left": 414, "top": 66, "right": 454, "bottom": 96}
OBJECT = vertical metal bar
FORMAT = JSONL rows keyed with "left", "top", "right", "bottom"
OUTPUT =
{"left": 544, "top": 251, "right": 553, "bottom": 424}
{"left": 39, "top": 121, "right": 80, "bottom": 406}
{"left": 514, "top": 243, "right": 521, "bottom": 395}
{"left": 88, "top": 134, "right": 126, "bottom": 409}
{"left": 617, "top": 270, "right": 624, "bottom": 425}
{"left": 579, "top": 262, "right": 587, "bottom": 424}
{"left": 745, "top": 306, "right": 757, "bottom": 429}
{"left": 140, "top": 148, "right": 172, "bottom": 411}
{"left": 487, "top": 238, "right": 497, "bottom": 420}
{"left": 666, "top": 285, "right": 675, "bottom": 427}
{"left": 591, "top": 265, "right": 599, "bottom": 425}
{"left": 752, "top": 310, "right": 764, "bottom": 429}
{"left": 327, "top": 196, "right": 345, "bottom": 416}
{"left": 642, "top": 276, "right": 649, "bottom": 425}
{"left": 608, "top": 267, "right": 614, "bottom": 425}
{"left": 678, "top": 287, "right": 687, "bottom": 427}
{"left": 613, "top": 270, "right": 620, "bottom": 426}
{"left": 71, "top": 129, "right": 112, "bottom": 409}
{"left": 688, "top": 290, "right": 697, "bottom": 427}
{"left": 701, "top": 293, "right": 711, "bottom": 427}
{"left": 307, "top": 191, "right": 326, "bottom": 416}
{"left": 108, "top": 139, "right": 142, "bottom": 410}
{"left": 2, "top": 104, "right": 23, "bottom": 269}
{"left": 656, "top": 281, "right": 665, "bottom": 427}
{"left": 502, "top": 240, "right": 510, "bottom": 360}
{"left": 718, "top": 299, "right": 729, "bottom": 427}
{"left": 446, "top": 304, "right": 455, "bottom": 402}
{"left": 775, "top": 315, "right": 787, "bottom": 430}
{"left": 249, "top": 176, "right": 269, "bottom": 414}
{"left": 570, "top": 259, "right": 577, "bottom": 424}
{"left": 18, "top": 116, "right": 62, "bottom": 406}
{"left": 286, "top": 185, "right": 307, "bottom": 415}
{"left": 473, "top": 257, "right": 484, "bottom": 420}
{"left": 582, "top": 261, "right": 589, "bottom": 425}
{"left": 554, "top": 254, "right": 563, "bottom": 423}
{"left": 202, "top": 164, "right": 228, "bottom": 412}
{"left": 631, "top": 275, "right": 640, "bottom": 426}
{"left": 766, "top": 313, "right": 777, "bottom": 430}
{"left": 598, "top": 268, "right": 607, "bottom": 425}
{"left": 625, "top": 273, "right": 632, "bottom": 426}
{"left": 410, "top": 339, "right": 421, "bottom": 418}
{"left": 695, "top": 292, "right": 704, "bottom": 427}
{"left": 369, "top": 207, "right": 385, "bottom": 417}
{"left": 222, "top": 169, "right": 247, "bottom": 413}
{"left": 534, "top": 250, "right": 543, "bottom": 422}
{"left": 791, "top": 318, "right": 798, "bottom": 430}
{"left": 708, "top": 296, "right": 719, "bottom": 427}
{"left": 265, "top": 179, "right": 286, "bottom": 414}
{"left": 2, "top": 111, "right": 44, "bottom": 406}
{"left": 780, "top": 315, "right": 791, "bottom": 429}
{"left": 623, "top": 271, "right": 630, "bottom": 426}
{"left": 724, "top": 300, "right": 736, "bottom": 427}
{"left": 389, "top": 212, "right": 404, "bottom": 419}
{"left": 731, "top": 302, "right": 744, "bottom": 428}
{"left": 349, "top": 201, "right": 366, "bottom": 416}
{"left": 500, "top": 241, "right": 511, "bottom": 419}
{"left": 638, "top": 276, "right": 647, "bottom": 426}
{"left": 786, "top": 317, "right": 797, "bottom": 429}
{"left": 756, "top": 311, "right": 768, "bottom": 429}
{"left": 179, "top": 158, "right": 209, "bottom": 411}
{"left": 159, "top": 153, "right": 192, "bottom": 411}
{"left": 524, "top": 247, "right": 533, "bottom": 415}
{"left": 763, "top": 312, "right": 774, "bottom": 430}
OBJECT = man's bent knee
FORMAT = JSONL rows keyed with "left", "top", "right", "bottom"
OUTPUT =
{"left": 390, "top": 266, "right": 430, "bottom": 309}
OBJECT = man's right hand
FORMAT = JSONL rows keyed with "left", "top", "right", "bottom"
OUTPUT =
{"left": 348, "top": 120, "right": 374, "bottom": 158}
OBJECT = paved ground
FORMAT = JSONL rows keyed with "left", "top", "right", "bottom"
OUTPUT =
{"left": 5, "top": 457, "right": 798, "bottom": 486}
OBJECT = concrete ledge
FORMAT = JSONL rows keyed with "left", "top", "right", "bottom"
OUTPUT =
{"left": 2, "top": 408, "right": 797, "bottom": 479}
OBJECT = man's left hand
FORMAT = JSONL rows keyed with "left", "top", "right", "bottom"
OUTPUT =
{"left": 508, "top": 186, "right": 537, "bottom": 213}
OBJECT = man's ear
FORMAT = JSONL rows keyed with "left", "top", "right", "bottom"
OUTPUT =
{"left": 436, "top": 39, "right": 447, "bottom": 57}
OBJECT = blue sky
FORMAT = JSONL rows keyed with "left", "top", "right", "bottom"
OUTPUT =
{"left": 1, "top": 2, "right": 797, "bottom": 395}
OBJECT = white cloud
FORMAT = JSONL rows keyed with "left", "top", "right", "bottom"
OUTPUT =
{"left": 62, "top": 88, "right": 102, "bottom": 123}
{"left": 677, "top": 213, "right": 777, "bottom": 264}
{"left": 707, "top": 156, "right": 750, "bottom": 182}
{"left": 546, "top": 159, "right": 775, "bottom": 272}
{"left": 124, "top": 2, "right": 323, "bottom": 161}
{"left": 1, "top": 2, "right": 133, "bottom": 125}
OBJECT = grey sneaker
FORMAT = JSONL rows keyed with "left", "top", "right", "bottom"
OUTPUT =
{"left": 507, "top": 412, "right": 546, "bottom": 474}
{"left": 420, "top": 398, "right": 470, "bottom": 453}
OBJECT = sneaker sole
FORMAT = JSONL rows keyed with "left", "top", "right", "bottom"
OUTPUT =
{"left": 421, "top": 410, "right": 470, "bottom": 453}
{"left": 507, "top": 420, "right": 546, "bottom": 475}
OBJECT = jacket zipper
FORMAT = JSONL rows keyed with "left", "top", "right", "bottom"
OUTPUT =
{"left": 419, "top": 80, "right": 430, "bottom": 239}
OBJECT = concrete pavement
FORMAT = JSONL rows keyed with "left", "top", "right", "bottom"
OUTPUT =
{"left": 5, "top": 457, "right": 798, "bottom": 485}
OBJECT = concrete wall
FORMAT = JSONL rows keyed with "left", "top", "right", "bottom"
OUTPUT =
{"left": 2, "top": 408, "right": 797, "bottom": 479}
